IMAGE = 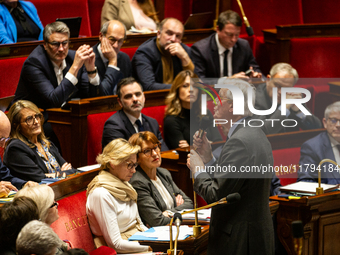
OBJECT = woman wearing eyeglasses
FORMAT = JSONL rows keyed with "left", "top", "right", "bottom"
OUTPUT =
{"left": 129, "top": 131, "right": 193, "bottom": 227}
{"left": 4, "top": 100, "right": 75, "bottom": 183}
{"left": 86, "top": 138, "right": 151, "bottom": 253}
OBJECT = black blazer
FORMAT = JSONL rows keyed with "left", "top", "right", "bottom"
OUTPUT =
{"left": 0, "top": 156, "right": 26, "bottom": 189}
{"left": 13, "top": 45, "right": 94, "bottom": 109}
{"left": 4, "top": 139, "right": 74, "bottom": 182}
{"left": 101, "top": 109, "right": 168, "bottom": 150}
{"left": 191, "top": 33, "right": 261, "bottom": 79}
{"left": 130, "top": 166, "right": 193, "bottom": 227}
{"left": 93, "top": 43, "right": 132, "bottom": 96}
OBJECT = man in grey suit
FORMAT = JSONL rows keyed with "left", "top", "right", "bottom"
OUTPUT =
{"left": 188, "top": 79, "right": 274, "bottom": 255}
{"left": 254, "top": 63, "right": 322, "bottom": 134}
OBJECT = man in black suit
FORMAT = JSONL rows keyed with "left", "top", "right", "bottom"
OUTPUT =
{"left": 188, "top": 79, "right": 274, "bottom": 255}
{"left": 92, "top": 20, "right": 132, "bottom": 96}
{"left": 191, "top": 10, "right": 261, "bottom": 81}
{"left": 132, "top": 18, "right": 194, "bottom": 91}
{"left": 102, "top": 77, "right": 168, "bottom": 150}
{"left": 254, "top": 63, "right": 322, "bottom": 134}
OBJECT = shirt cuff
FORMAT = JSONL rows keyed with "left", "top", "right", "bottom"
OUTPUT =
{"left": 65, "top": 72, "right": 78, "bottom": 85}
{"left": 89, "top": 72, "right": 100, "bottom": 86}
{"left": 108, "top": 65, "right": 120, "bottom": 71}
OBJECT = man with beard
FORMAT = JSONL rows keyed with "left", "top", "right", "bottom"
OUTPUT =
{"left": 132, "top": 18, "right": 194, "bottom": 91}
{"left": 101, "top": 77, "right": 168, "bottom": 150}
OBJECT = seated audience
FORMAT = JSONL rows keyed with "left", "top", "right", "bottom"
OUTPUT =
{"left": 16, "top": 184, "right": 60, "bottom": 226}
{"left": 16, "top": 220, "right": 67, "bottom": 255}
{"left": 102, "top": 77, "right": 168, "bottom": 150}
{"left": 86, "top": 138, "right": 151, "bottom": 253}
{"left": 163, "top": 70, "right": 221, "bottom": 149}
{"left": 254, "top": 63, "right": 322, "bottom": 134}
{"left": 132, "top": 18, "right": 194, "bottom": 91}
{"left": 191, "top": 10, "right": 261, "bottom": 80}
{"left": 0, "top": 0, "right": 43, "bottom": 44}
{"left": 0, "top": 110, "right": 38, "bottom": 192}
{"left": 93, "top": 20, "right": 132, "bottom": 96}
{"left": 101, "top": 0, "right": 158, "bottom": 31}
{"left": 4, "top": 101, "right": 75, "bottom": 183}
{"left": 0, "top": 196, "right": 39, "bottom": 255}
{"left": 129, "top": 131, "right": 193, "bottom": 227}
{"left": 297, "top": 101, "right": 340, "bottom": 184}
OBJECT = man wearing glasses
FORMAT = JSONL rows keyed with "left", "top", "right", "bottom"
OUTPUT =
{"left": 92, "top": 20, "right": 131, "bottom": 96}
{"left": 298, "top": 101, "right": 340, "bottom": 184}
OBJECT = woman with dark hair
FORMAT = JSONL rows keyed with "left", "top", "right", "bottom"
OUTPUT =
{"left": 101, "top": 0, "right": 158, "bottom": 32}
{"left": 0, "top": 0, "right": 43, "bottom": 44}
{"left": 129, "top": 131, "right": 193, "bottom": 227}
{"left": 4, "top": 100, "right": 75, "bottom": 182}
{"left": 163, "top": 70, "right": 222, "bottom": 149}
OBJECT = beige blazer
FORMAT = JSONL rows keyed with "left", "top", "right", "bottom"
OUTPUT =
{"left": 101, "top": 0, "right": 135, "bottom": 30}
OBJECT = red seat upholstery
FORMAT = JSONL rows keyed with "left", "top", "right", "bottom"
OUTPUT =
{"left": 87, "top": 111, "right": 116, "bottom": 165}
{"left": 120, "top": 47, "right": 138, "bottom": 60}
{"left": 88, "top": 0, "right": 105, "bottom": 36}
{"left": 33, "top": 0, "right": 92, "bottom": 37}
{"left": 51, "top": 190, "right": 116, "bottom": 254}
{"left": 0, "top": 57, "right": 26, "bottom": 98}
{"left": 141, "top": 105, "right": 166, "bottom": 138}
{"left": 302, "top": 0, "right": 340, "bottom": 24}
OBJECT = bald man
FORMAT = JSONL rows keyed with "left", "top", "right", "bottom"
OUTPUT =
{"left": 0, "top": 111, "right": 37, "bottom": 197}
{"left": 93, "top": 20, "right": 132, "bottom": 95}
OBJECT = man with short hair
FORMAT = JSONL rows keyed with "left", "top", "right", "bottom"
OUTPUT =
{"left": 297, "top": 101, "right": 340, "bottom": 184}
{"left": 254, "top": 62, "right": 322, "bottom": 134}
{"left": 93, "top": 20, "right": 132, "bottom": 96}
{"left": 188, "top": 78, "right": 274, "bottom": 254}
{"left": 132, "top": 18, "right": 194, "bottom": 91}
{"left": 102, "top": 77, "right": 168, "bottom": 150}
{"left": 191, "top": 10, "right": 261, "bottom": 80}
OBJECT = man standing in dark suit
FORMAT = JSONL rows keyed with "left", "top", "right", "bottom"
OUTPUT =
{"left": 132, "top": 18, "right": 194, "bottom": 91}
{"left": 254, "top": 63, "right": 321, "bottom": 134}
{"left": 298, "top": 101, "right": 340, "bottom": 184}
{"left": 92, "top": 20, "right": 132, "bottom": 96}
{"left": 102, "top": 77, "right": 168, "bottom": 150}
{"left": 188, "top": 79, "right": 274, "bottom": 255}
{"left": 191, "top": 10, "right": 261, "bottom": 80}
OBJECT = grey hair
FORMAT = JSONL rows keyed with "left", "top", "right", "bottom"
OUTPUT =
{"left": 16, "top": 220, "right": 63, "bottom": 255}
{"left": 324, "top": 101, "right": 340, "bottom": 119}
{"left": 218, "top": 78, "right": 255, "bottom": 117}
{"left": 43, "top": 21, "right": 70, "bottom": 42}
{"left": 269, "top": 63, "right": 299, "bottom": 85}
{"left": 100, "top": 20, "right": 127, "bottom": 38}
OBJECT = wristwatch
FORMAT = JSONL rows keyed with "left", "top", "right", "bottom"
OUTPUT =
{"left": 87, "top": 67, "right": 97, "bottom": 74}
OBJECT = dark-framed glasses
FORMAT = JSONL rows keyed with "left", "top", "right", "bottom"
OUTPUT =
{"left": 22, "top": 113, "right": 42, "bottom": 126}
{"left": 48, "top": 40, "right": 69, "bottom": 49}
{"left": 141, "top": 144, "right": 161, "bottom": 157}
{"left": 50, "top": 202, "right": 58, "bottom": 209}
{"left": 106, "top": 36, "right": 124, "bottom": 45}
{"left": 126, "top": 161, "right": 138, "bottom": 170}
{"left": 328, "top": 118, "right": 340, "bottom": 125}
{"left": 0, "top": 137, "right": 10, "bottom": 143}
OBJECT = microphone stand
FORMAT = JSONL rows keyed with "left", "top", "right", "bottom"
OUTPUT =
{"left": 316, "top": 159, "right": 340, "bottom": 195}
{"left": 191, "top": 172, "right": 201, "bottom": 237}
{"left": 236, "top": 0, "right": 254, "bottom": 36}
{"left": 213, "top": 0, "right": 220, "bottom": 28}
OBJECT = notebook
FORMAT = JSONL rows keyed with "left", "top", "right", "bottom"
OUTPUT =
{"left": 184, "top": 12, "right": 213, "bottom": 30}
{"left": 56, "top": 17, "right": 82, "bottom": 38}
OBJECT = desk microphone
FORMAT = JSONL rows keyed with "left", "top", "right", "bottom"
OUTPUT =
{"left": 292, "top": 220, "right": 303, "bottom": 255}
{"left": 236, "top": 0, "right": 254, "bottom": 36}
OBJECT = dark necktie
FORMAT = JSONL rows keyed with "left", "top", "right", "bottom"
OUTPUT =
{"left": 135, "top": 119, "right": 144, "bottom": 132}
{"left": 223, "top": 49, "right": 229, "bottom": 77}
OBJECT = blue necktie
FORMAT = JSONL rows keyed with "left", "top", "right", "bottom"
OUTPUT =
{"left": 135, "top": 119, "right": 144, "bottom": 132}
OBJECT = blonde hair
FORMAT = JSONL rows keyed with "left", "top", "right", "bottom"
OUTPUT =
{"left": 97, "top": 138, "right": 140, "bottom": 170}
{"left": 15, "top": 185, "right": 55, "bottom": 223}
{"left": 6, "top": 100, "right": 50, "bottom": 148}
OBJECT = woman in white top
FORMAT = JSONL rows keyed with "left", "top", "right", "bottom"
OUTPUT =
{"left": 86, "top": 138, "right": 151, "bottom": 253}
{"left": 101, "top": 0, "right": 158, "bottom": 32}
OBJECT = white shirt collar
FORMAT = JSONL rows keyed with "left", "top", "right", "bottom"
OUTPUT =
{"left": 215, "top": 33, "right": 233, "bottom": 55}
{"left": 52, "top": 59, "right": 66, "bottom": 74}
{"left": 124, "top": 110, "right": 143, "bottom": 126}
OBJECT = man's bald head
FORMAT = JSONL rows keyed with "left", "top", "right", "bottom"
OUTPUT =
{"left": 99, "top": 20, "right": 126, "bottom": 54}
{"left": 0, "top": 111, "right": 11, "bottom": 148}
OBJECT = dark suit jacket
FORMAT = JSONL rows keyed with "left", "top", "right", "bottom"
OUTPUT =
{"left": 254, "top": 83, "right": 322, "bottom": 134}
{"left": 131, "top": 37, "right": 191, "bottom": 91}
{"left": 93, "top": 43, "right": 132, "bottom": 96}
{"left": 0, "top": 156, "right": 26, "bottom": 189}
{"left": 101, "top": 109, "right": 168, "bottom": 150}
{"left": 130, "top": 166, "right": 193, "bottom": 227}
{"left": 297, "top": 132, "right": 340, "bottom": 184}
{"left": 191, "top": 33, "right": 261, "bottom": 79}
{"left": 3, "top": 139, "right": 74, "bottom": 182}
{"left": 194, "top": 123, "right": 274, "bottom": 255}
{"left": 13, "top": 45, "right": 94, "bottom": 109}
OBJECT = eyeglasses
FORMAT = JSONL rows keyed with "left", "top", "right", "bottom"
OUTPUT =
{"left": 0, "top": 137, "right": 10, "bottom": 143}
{"left": 141, "top": 145, "right": 161, "bottom": 157}
{"left": 125, "top": 161, "right": 138, "bottom": 170}
{"left": 22, "top": 113, "right": 42, "bottom": 126}
{"left": 106, "top": 36, "right": 124, "bottom": 45}
{"left": 48, "top": 40, "right": 69, "bottom": 49}
{"left": 50, "top": 202, "right": 58, "bottom": 209}
{"left": 328, "top": 118, "right": 340, "bottom": 125}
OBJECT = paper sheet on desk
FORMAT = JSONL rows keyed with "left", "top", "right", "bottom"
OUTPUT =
{"left": 128, "top": 226, "right": 193, "bottom": 241}
{"left": 77, "top": 164, "right": 100, "bottom": 172}
{"left": 180, "top": 208, "right": 211, "bottom": 221}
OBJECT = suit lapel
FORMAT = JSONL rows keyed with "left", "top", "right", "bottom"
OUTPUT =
{"left": 119, "top": 110, "right": 137, "bottom": 136}
{"left": 211, "top": 34, "right": 220, "bottom": 77}
{"left": 93, "top": 44, "right": 107, "bottom": 80}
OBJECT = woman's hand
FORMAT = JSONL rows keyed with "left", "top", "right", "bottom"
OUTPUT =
{"left": 61, "top": 162, "right": 72, "bottom": 171}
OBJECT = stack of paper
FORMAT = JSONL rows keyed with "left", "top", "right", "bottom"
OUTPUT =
{"left": 279, "top": 181, "right": 339, "bottom": 195}
{"left": 128, "top": 226, "right": 193, "bottom": 241}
